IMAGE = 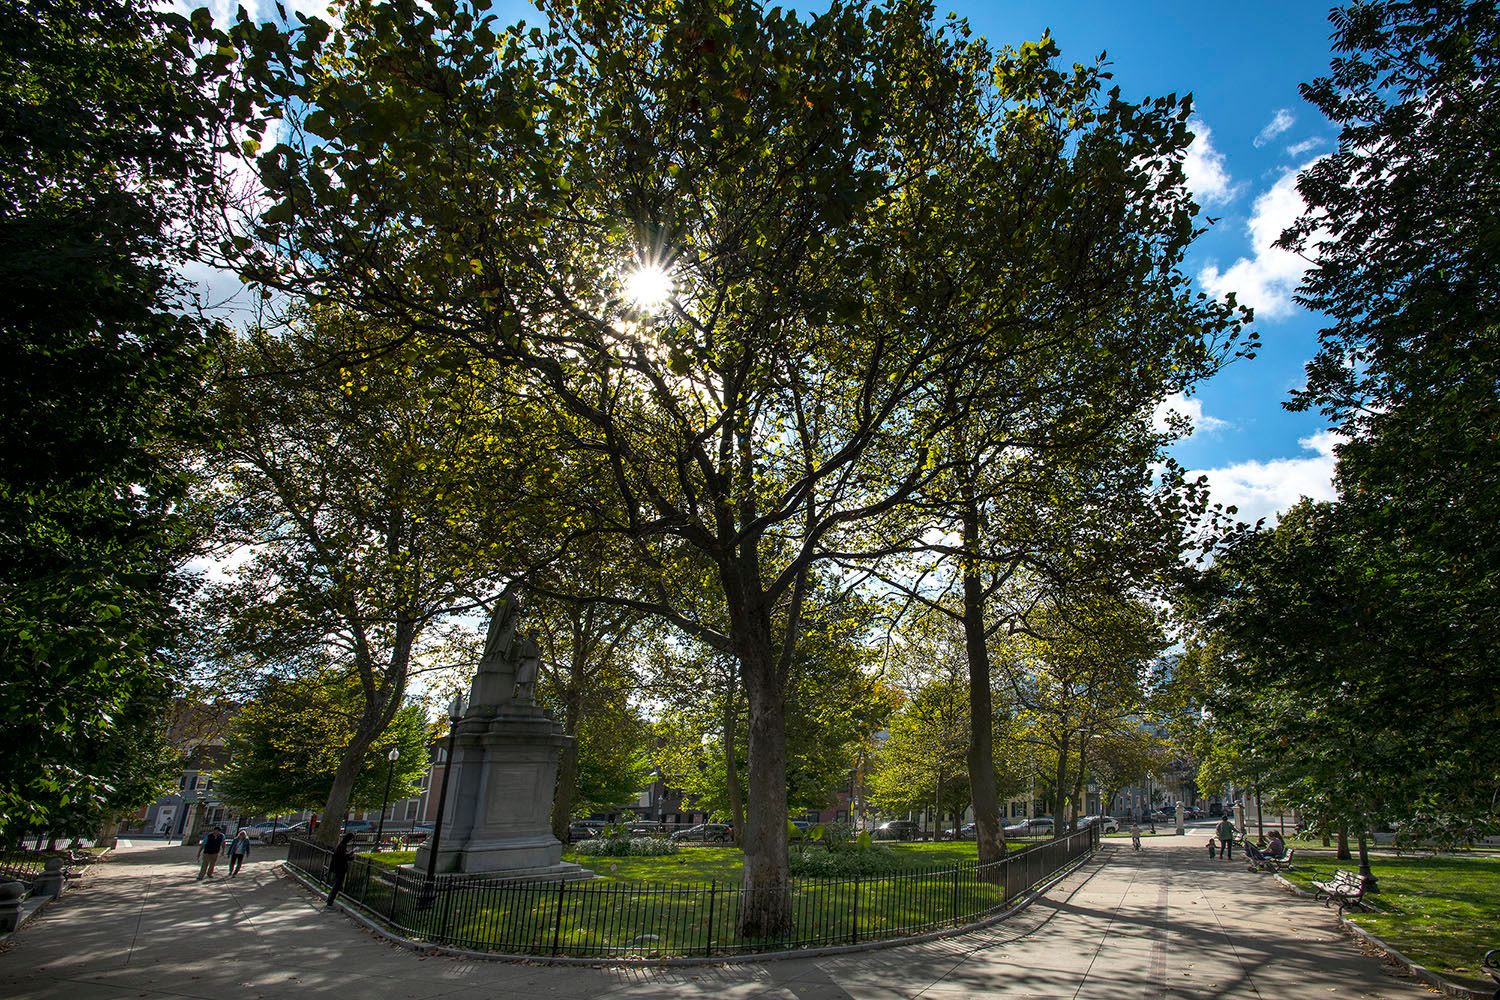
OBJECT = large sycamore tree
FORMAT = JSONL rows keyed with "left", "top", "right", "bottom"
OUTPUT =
{"left": 223, "top": 0, "right": 1243, "bottom": 933}
{"left": 200, "top": 315, "right": 554, "bottom": 844}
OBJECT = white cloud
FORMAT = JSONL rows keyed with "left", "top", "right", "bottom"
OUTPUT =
{"left": 1192, "top": 431, "right": 1341, "bottom": 526}
{"left": 1183, "top": 118, "right": 1240, "bottom": 207}
{"left": 1152, "top": 392, "right": 1231, "bottom": 438}
{"left": 1253, "top": 108, "right": 1296, "bottom": 148}
{"left": 1198, "top": 159, "right": 1323, "bottom": 320}
{"left": 1285, "top": 136, "right": 1326, "bottom": 157}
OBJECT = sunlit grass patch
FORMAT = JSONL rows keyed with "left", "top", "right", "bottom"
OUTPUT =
{"left": 1280, "top": 853, "right": 1500, "bottom": 990}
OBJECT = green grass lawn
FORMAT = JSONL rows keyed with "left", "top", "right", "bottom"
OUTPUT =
{"left": 344, "top": 838, "right": 1065, "bottom": 956}
{"left": 1279, "top": 853, "right": 1500, "bottom": 989}
{"left": 562, "top": 840, "right": 1043, "bottom": 884}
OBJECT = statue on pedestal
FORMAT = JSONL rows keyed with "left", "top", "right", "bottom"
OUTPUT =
{"left": 412, "top": 587, "right": 589, "bottom": 883}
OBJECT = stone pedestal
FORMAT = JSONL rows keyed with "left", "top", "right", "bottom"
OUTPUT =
{"left": 413, "top": 702, "right": 580, "bottom": 878}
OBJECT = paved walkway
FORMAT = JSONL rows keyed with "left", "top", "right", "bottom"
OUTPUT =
{"left": 0, "top": 831, "right": 1434, "bottom": 999}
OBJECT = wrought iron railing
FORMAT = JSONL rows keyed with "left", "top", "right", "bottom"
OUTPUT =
{"left": 286, "top": 825, "right": 1097, "bottom": 959}
{"left": 0, "top": 852, "right": 51, "bottom": 885}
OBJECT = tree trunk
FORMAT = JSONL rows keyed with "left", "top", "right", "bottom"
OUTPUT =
{"left": 317, "top": 680, "right": 399, "bottom": 846}
{"left": 550, "top": 687, "right": 584, "bottom": 842}
{"left": 1356, "top": 831, "right": 1378, "bottom": 891}
{"left": 1336, "top": 821, "right": 1351, "bottom": 861}
{"left": 723, "top": 564, "right": 791, "bottom": 939}
{"left": 1054, "top": 732, "right": 1071, "bottom": 832}
{"left": 960, "top": 509, "right": 1006, "bottom": 864}
{"left": 1071, "top": 766, "right": 1086, "bottom": 832}
{"left": 95, "top": 817, "right": 119, "bottom": 850}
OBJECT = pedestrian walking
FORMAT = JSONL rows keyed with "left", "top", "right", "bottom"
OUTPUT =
{"left": 226, "top": 829, "right": 252, "bottom": 876}
{"left": 196, "top": 826, "right": 227, "bottom": 879}
{"left": 1215, "top": 816, "right": 1235, "bottom": 859}
{"left": 325, "top": 832, "right": 357, "bottom": 909}
{"left": 1129, "top": 820, "right": 1142, "bottom": 851}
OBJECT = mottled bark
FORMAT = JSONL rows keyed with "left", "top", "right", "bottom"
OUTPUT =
{"left": 722, "top": 549, "right": 791, "bottom": 939}
{"left": 961, "top": 505, "right": 1006, "bottom": 865}
{"left": 550, "top": 686, "right": 584, "bottom": 841}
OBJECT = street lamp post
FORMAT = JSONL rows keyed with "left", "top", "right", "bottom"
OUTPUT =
{"left": 1147, "top": 774, "right": 1156, "bottom": 834}
{"left": 375, "top": 748, "right": 399, "bottom": 850}
{"left": 419, "top": 692, "right": 465, "bottom": 907}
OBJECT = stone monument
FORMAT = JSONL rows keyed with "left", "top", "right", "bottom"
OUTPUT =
{"left": 412, "top": 591, "right": 589, "bottom": 880}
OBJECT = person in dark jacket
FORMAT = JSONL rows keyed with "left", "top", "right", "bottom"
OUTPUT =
{"left": 196, "top": 827, "right": 227, "bottom": 879}
{"left": 325, "top": 833, "right": 357, "bottom": 908}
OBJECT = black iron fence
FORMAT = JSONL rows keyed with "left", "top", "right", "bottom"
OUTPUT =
{"left": 286, "top": 825, "right": 1097, "bottom": 959}
{"left": 0, "top": 852, "right": 51, "bottom": 885}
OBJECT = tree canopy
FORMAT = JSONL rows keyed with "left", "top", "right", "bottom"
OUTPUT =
{"left": 0, "top": 0, "right": 227, "bottom": 833}
{"left": 216, "top": 671, "right": 435, "bottom": 818}
{"left": 220, "top": 0, "right": 1246, "bottom": 934}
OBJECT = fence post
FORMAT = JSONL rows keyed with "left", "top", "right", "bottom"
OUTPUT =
{"left": 851, "top": 876, "right": 860, "bottom": 945}
{"left": 705, "top": 883, "right": 716, "bottom": 957}
{"left": 951, "top": 866, "right": 960, "bottom": 924}
{"left": 438, "top": 875, "right": 454, "bottom": 941}
{"left": 551, "top": 880, "right": 568, "bottom": 957}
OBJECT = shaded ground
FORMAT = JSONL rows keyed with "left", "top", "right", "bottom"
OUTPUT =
{"left": 0, "top": 831, "right": 1440, "bottom": 998}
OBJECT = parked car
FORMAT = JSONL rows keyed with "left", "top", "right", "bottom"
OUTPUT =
{"left": 670, "top": 823, "right": 734, "bottom": 843}
{"left": 259, "top": 821, "right": 310, "bottom": 845}
{"left": 1183, "top": 806, "right": 1205, "bottom": 820}
{"left": 1003, "top": 817, "right": 1054, "bottom": 837}
{"left": 238, "top": 820, "right": 289, "bottom": 838}
{"left": 341, "top": 819, "right": 378, "bottom": 834}
{"left": 627, "top": 820, "right": 665, "bottom": 836}
{"left": 872, "top": 820, "right": 923, "bottom": 841}
{"left": 568, "top": 820, "right": 604, "bottom": 841}
{"left": 789, "top": 820, "right": 813, "bottom": 838}
{"left": 1079, "top": 815, "right": 1120, "bottom": 833}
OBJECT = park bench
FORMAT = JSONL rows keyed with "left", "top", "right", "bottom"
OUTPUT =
{"left": 1312, "top": 868, "right": 1367, "bottom": 911}
{"left": 1482, "top": 948, "right": 1498, "bottom": 1000}
{"left": 1247, "top": 848, "right": 1296, "bottom": 874}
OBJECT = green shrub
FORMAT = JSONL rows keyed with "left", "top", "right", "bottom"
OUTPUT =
{"left": 788, "top": 845, "right": 912, "bottom": 878}
{"left": 571, "top": 836, "right": 680, "bottom": 858}
{"left": 361, "top": 850, "right": 417, "bottom": 868}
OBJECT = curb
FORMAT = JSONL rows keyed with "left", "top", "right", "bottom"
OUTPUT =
{"left": 278, "top": 847, "right": 1103, "bottom": 968}
{"left": 1272, "top": 874, "right": 1488, "bottom": 999}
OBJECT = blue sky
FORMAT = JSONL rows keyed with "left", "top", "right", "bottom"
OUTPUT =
{"left": 193, "top": 0, "right": 1346, "bottom": 525}
{"left": 941, "top": 1, "right": 1346, "bottom": 525}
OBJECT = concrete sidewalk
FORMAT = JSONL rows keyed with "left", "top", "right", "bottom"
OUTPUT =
{"left": 0, "top": 833, "right": 1434, "bottom": 998}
